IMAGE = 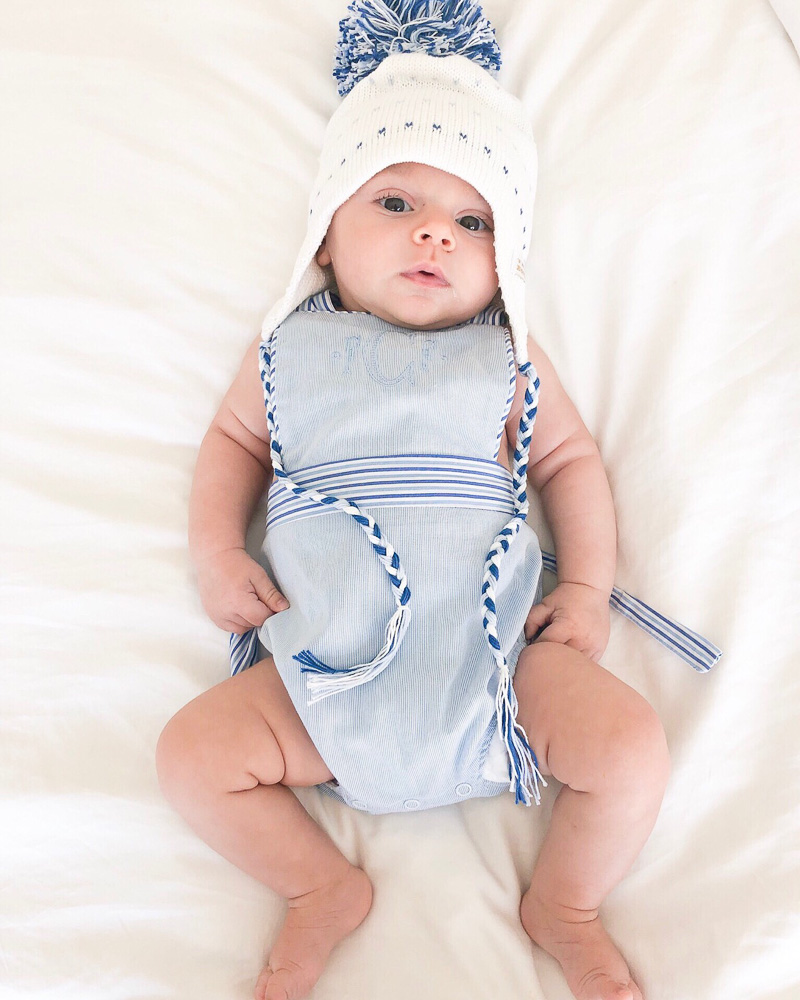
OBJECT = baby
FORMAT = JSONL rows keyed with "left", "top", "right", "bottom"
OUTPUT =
{"left": 156, "top": 6, "right": 670, "bottom": 1000}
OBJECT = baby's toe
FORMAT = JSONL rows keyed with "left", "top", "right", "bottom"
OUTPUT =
{"left": 256, "top": 966, "right": 291, "bottom": 1000}
{"left": 262, "top": 973, "right": 289, "bottom": 1000}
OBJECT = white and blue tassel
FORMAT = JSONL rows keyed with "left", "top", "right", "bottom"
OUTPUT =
{"left": 481, "top": 360, "right": 547, "bottom": 806}
{"left": 335, "top": 0, "right": 502, "bottom": 97}
{"left": 260, "top": 332, "right": 411, "bottom": 704}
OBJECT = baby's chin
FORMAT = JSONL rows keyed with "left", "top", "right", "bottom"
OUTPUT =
{"left": 370, "top": 295, "right": 495, "bottom": 332}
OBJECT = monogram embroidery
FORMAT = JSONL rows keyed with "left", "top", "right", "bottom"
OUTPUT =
{"left": 332, "top": 332, "right": 439, "bottom": 386}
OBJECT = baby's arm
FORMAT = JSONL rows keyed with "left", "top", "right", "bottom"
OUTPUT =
{"left": 506, "top": 338, "right": 616, "bottom": 661}
{"left": 189, "top": 336, "right": 288, "bottom": 633}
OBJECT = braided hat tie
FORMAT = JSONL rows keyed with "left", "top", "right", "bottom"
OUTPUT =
{"left": 260, "top": 336, "right": 411, "bottom": 704}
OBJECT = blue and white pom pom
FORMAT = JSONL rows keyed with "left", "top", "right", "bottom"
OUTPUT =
{"left": 334, "top": 0, "right": 502, "bottom": 97}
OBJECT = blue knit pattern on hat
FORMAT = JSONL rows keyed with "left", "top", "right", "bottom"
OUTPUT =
{"left": 334, "top": 0, "right": 502, "bottom": 97}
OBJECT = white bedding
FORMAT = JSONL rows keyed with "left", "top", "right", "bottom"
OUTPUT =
{"left": 2, "top": 2, "right": 799, "bottom": 998}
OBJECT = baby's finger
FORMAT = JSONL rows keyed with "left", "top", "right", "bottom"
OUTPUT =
{"left": 235, "top": 591, "right": 271, "bottom": 628}
{"left": 568, "top": 640, "right": 603, "bottom": 664}
{"left": 251, "top": 570, "right": 289, "bottom": 613}
{"left": 524, "top": 603, "right": 552, "bottom": 640}
{"left": 265, "top": 588, "right": 289, "bottom": 613}
{"left": 534, "top": 619, "right": 575, "bottom": 647}
{"left": 260, "top": 585, "right": 289, "bottom": 614}
{"left": 225, "top": 614, "right": 257, "bottom": 634}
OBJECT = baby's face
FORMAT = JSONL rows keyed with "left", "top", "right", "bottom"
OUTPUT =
{"left": 316, "top": 162, "right": 499, "bottom": 330}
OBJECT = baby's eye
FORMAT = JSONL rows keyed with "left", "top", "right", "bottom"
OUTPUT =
{"left": 379, "top": 195, "right": 412, "bottom": 213}
{"left": 457, "top": 214, "right": 492, "bottom": 232}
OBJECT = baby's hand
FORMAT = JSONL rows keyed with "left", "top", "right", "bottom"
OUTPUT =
{"left": 524, "top": 582, "right": 610, "bottom": 662}
{"left": 196, "top": 548, "right": 289, "bottom": 633}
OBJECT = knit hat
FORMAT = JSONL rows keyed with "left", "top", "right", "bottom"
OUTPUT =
{"left": 255, "top": 1, "right": 544, "bottom": 807}
{"left": 261, "top": 0, "right": 538, "bottom": 366}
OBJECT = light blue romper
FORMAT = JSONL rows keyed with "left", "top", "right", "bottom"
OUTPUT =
{"left": 254, "top": 293, "right": 542, "bottom": 815}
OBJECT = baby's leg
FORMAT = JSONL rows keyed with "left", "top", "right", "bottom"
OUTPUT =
{"left": 514, "top": 642, "right": 670, "bottom": 1000}
{"left": 156, "top": 658, "right": 372, "bottom": 1000}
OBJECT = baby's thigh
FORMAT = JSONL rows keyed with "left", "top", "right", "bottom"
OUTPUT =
{"left": 157, "top": 658, "right": 333, "bottom": 793}
{"left": 513, "top": 641, "right": 667, "bottom": 788}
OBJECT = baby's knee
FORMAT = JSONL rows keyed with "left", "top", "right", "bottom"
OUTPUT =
{"left": 155, "top": 703, "right": 207, "bottom": 805}
{"left": 605, "top": 693, "right": 670, "bottom": 796}
{"left": 155, "top": 697, "right": 235, "bottom": 805}
{"left": 156, "top": 687, "right": 287, "bottom": 807}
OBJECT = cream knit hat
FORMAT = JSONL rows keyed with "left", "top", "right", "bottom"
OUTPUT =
{"left": 261, "top": 0, "right": 537, "bottom": 366}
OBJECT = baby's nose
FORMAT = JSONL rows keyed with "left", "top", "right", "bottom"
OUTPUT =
{"left": 412, "top": 213, "right": 455, "bottom": 250}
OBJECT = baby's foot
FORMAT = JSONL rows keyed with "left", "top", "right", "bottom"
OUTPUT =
{"left": 520, "top": 890, "right": 643, "bottom": 1000}
{"left": 255, "top": 865, "right": 372, "bottom": 1000}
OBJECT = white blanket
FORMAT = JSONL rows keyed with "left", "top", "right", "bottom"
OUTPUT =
{"left": 2, "top": 1, "right": 798, "bottom": 998}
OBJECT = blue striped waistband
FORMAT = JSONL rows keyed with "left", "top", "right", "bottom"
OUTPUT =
{"left": 251, "top": 454, "right": 722, "bottom": 675}
{"left": 267, "top": 454, "right": 515, "bottom": 530}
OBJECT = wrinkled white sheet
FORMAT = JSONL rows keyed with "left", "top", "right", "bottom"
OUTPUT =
{"left": 2, "top": 1, "right": 799, "bottom": 998}
{"left": 771, "top": 0, "right": 800, "bottom": 55}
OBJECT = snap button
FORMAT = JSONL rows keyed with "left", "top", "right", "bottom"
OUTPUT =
{"left": 403, "top": 798, "right": 420, "bottom": 810}
{"left": 351, "top": 800, "right": 367, "bottom": 811}
{"left": 455, "top": 783, "right": 472, "bottom": 797}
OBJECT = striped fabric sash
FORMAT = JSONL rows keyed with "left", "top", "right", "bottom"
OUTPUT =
{"left": 230, "top": 455, "right": 721, "bottom": 676}
{"left": 266, "top": 454, "right": 515, "bottom": 530}
{"left": 230, "top": 629, "right": 260, "bottom": 676}
{"left": 539, "top": 553, "right": 721, "bottom": 672}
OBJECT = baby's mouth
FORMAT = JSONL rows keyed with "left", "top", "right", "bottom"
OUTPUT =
{"left": 401, "top": 265, "right": 450, "bottom": 288}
